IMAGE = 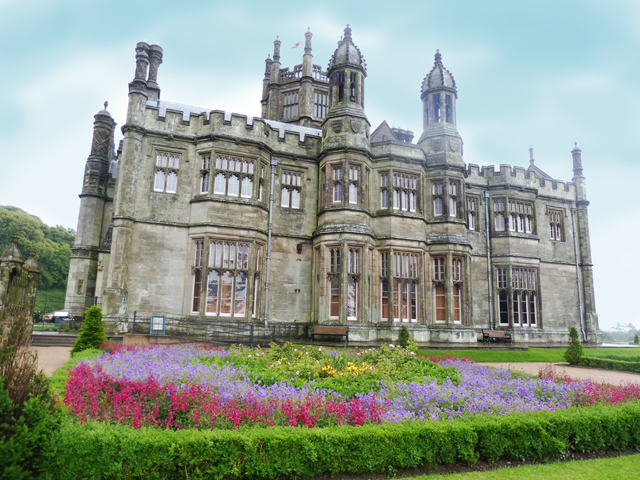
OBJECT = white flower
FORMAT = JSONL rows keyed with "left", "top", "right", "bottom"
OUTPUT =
{"left": 248, "top": 355, "right": 253, "bottom": 358}
{"left": 389, "top": 344, "right": 395, "bottom": 348}
{"left": 410, "top": 351, "right": 415, "bottom": 355}
{"left": 296, "top": 371, "right": 300, "bottom": 375}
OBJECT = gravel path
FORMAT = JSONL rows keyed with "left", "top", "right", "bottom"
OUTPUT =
{"left": 477, "top": 362, "right": 640, "bottom": 385}
{"left": 30, "top": 347, "right": 640, "bottom": 386}
{"left": 33, "top": 347, "right": 71, "bottom": 376}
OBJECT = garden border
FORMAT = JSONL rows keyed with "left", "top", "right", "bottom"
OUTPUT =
{"left": 41, "top": 402, "right": 640, "bottom": 480}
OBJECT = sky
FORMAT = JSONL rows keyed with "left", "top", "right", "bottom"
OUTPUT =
{"left": 0, "top": 0, "right": 637, "bottom": 331}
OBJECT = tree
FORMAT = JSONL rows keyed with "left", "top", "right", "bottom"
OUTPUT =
{"left": 564, "top": 326, "right": 584, "bottom": 364}
{"left": 0, "top": 206, "right": 75, "bottom": 290}
{"left": 634, "top": 334, "right": 639, "bottom": 346}
{"left": 398, "top": 325, "right": 411, "bottom": 348}
{"left": 70, "top": 306, "right": 107, "bottom": 355}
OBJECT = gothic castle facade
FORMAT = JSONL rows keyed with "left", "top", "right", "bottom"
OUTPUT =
{"left": 65, "top": 26, "right": 600, "bottom": 344}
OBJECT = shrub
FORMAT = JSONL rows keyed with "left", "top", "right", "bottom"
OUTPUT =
{"left": 634, "top": 334, "right": 639, "bottom": 345}
{"left": 0, "top": 314, "right": 62, "bottom": 479}
{"left": 578, "top": 356, "right": 640, "bottom": 375}
{"left": 397, "top": 325, "right": 410, "bottom": 348}
{"left": 71, "top": 306, "right": 106, "bottom": 355}
{"left": 564, "top": 326, "right": 583, "bottom": 364}
{"left": 40, "top": 403, "right": 640, "bottom": 479}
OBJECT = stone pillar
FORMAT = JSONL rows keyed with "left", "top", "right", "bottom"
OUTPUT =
{"left": 261, "top": 55, "right": 273, "bottom": 118}
{"left": 103, "top": 42, "right": 150, "bottom": 318}
{"left": 146, "top": 44, "right": 163, "bottom": 102}
{"left": 571, "top": 144, "right": 599, "bottom": 339}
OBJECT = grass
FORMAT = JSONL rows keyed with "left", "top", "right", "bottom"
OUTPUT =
{"left": 34, "top": 287, "right": 66, "bottom": 317}
{"left": 416, "top": 348, "right": 640, "bottom": 363}
{"left": 404, "top": 454, "right": 640, "bottom": 479}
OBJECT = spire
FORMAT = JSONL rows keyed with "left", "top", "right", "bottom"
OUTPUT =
{"left": 421, "top": 49, "right": 456, "bottom": 93}
{"left": 327, "top": 24, "right": 367, "bottom": 76}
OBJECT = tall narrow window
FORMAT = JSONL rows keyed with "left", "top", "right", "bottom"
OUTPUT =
{"left": 453, "top": 284, "right": 461, "bottom": 323}
{"left": 380, "top": 173, "right": 389, "bottom": 208}
{"left": 332, "top": 166, "right": 343, "bottom": 203}
{"left": 494, "top": 200, "right": 505, "bottom": 231}
{"left": 347, "top": 248, "right": 360, "bottom": 320}
{"left": 467, "top": 198, "right": 476, "bottom": 230}
{"left": 200, "top": 156, "right": 211, "bottom": 194}
{"left": 212, "top": 155, "right": 255, "bottom": 199}
{"left": 388, "top": 252, "right": 419, "bottom": 323}
{"left": 283, "top": 91, "right": 300, "bottom": 119}
{"left": 328, "top": 247, "right": 341, "bottom": 318}
{"left": 281, "top": 171, "right": 302, "bottom": 209}
{"left": 435, "top": 285, "right": 445, "bottom": 322}
{"left": 434, "top": 94, "right": 441, "bottom": 122}
{"left": 550, "top": 210, "right": 563, "bottom": 241}
{"left": 192, "top": 239, "right": 204, "bottom": 314}
{"left": 496, "top": 266, "right": 538, "bottom": 327}
{"left": 433, "top": 182, "right": 444, "bottom": 216}
{"left": 445, "top": 95, "right": 452, "bottom": 123}
{"left": 448, "top": 181, "right": 458, "bottom": 217}
{"left": 381, "top": 279, "right": 389, "bottom": 321}
{"left": 314, "top": 91, "right": 328, "bottom": 119}
{"left": 393, "top": 173, "right": 418, "bottom": 212}
{"left": 195, "top": 240, "right": 251, "bottom": 318}
{"left": 509, "top": 200, "right": 534, "bottom": 234}
{"left": 154, "top": 152, "right": 180, "bottom": 194}
{"left": 348, "top": 166, "right": 359, "bottom": 204}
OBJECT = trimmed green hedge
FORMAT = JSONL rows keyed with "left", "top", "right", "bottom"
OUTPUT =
{"left": 40, "top": 402, "right": 640, "bottom": 479}
{"left": 578, "top": 356, "right": 640, "bottom": 373}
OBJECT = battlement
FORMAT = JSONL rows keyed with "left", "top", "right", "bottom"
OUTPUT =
{"left": 466, "top": 162, "right": 576, "bottom": 198}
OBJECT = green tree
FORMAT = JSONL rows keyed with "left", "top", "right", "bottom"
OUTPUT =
{"left": 71, "top": 306, "right": 107, "bottom": 355}
{"left": 0, "top": 206, "right": 75, "bottom": 290}
{"left": 564, "top": 326, "right": 584, "bottom": 364}
{"left": 398, "top": 325, "right": 411, "bottom": 348}
{"left": 634, "top": 334, "right": 639, "bottom": 345}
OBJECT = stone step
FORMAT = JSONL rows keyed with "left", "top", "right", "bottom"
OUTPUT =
{"left": 30, "top": 334, "right": 77, "bottom": 347}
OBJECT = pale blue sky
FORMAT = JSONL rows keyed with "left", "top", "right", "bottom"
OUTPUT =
{"left": 1, "top": 0, "right": 638, "bottom": 329}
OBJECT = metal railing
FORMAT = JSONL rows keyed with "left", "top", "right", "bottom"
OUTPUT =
{"left": 111, "top": 314, "right": 292, "bottom": 348}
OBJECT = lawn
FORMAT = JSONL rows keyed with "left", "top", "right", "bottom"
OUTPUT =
{"left": 405, "top": 454, "right": 640, "bottom": 479}
{"left": 417, "top": 347, "right": 640, "bottom": 363}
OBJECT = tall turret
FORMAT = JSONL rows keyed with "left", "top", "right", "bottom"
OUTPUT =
{"left": 261, "top": 31, "right": 329, "bottom": 128}
{"left": 65, "top": 102, "right": 116, "bottom": 316}
{"left": 418, "top": 50, "right": 464, "bottom": 167}
{"left": 322, "top": 24, "right": 370, "bottom": 151}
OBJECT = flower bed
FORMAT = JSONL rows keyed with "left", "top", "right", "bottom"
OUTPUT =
{"left": 62, "top": 343, "right": 615, "bottom": 430}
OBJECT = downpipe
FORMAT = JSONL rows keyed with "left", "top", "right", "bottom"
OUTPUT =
{"left": 263, "top": 156, "right": 278, "bottom": 336}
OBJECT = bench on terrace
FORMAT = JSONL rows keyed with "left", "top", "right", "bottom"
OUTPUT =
{"left": 482, "top": 329, "right": 512, "bottom": 345}
{"left": 311, "top": 325, "right": 349, "bottom": 347}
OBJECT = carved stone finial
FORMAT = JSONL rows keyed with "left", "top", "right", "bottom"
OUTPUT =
{"left": 104, "top": 101, "right": 108, "bottom": 109}
{"left": 529, "top": 145, "right": 534, "bottom": 165}
{"left": 435, "top": 49, "right": 442, "bottom": 64}
{"left": 10, "top": 233, "right": 19, "bottom": 244}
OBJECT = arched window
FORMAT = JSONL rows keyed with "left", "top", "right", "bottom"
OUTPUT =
{"left": 166, "top": 172, "right": 178, "bottom": 193}
{"left": 349, "top": 183, "right": 357, "bottom": 204}
{"left": 435, "top": 285, "right": 445, "bottom": 322}
{"left": 333, "top": 182, "right": 342, "bottom": 203}
{"left": 214, "top": 173, "right": 226, "bottom": 195}
{"left": 291, "top": 189, "right": 300, "bottom": 209}
{"left": 201, "top": 172, "right": 209, "bottom": 194}
{"left": 154, "top": 170, "right": 165, "bottom": 192}
{"left": 381, "top": 189, "right": 389, "bottom": 208}
{"left": 227, "top": 175, "right": 240, "bottom": 196}
{"left": 453, "top": 284, "right": 462, "bottom": 323}
{"left": 241, "top": 177, "right": 252, "bottom": 198}
{"left": 281, "top": 187, "right": 290, "bottom": 207}
{"left": 434, "top": 197, "right": 443, "bottom": 216}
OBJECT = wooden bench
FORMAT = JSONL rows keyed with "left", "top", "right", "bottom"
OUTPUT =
{"left": 311, "top": 325, "right": 349, "bottom": 347}
{"left": 482, "top": 329, "right": 512, "bottom": 345}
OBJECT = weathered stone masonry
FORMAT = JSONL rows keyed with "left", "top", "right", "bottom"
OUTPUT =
{"left": 66, "top": 26, "right": 600, "bottom": 344}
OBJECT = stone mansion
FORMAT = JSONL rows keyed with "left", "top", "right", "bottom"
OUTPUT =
{"left": 65, "top": 26, "right": 600, "bottom": 344}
